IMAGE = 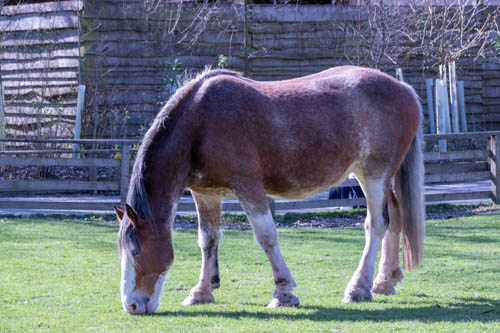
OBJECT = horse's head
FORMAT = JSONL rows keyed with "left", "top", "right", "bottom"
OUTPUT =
{"left": 115, "top": 204, "right": 173, "bottom": 314}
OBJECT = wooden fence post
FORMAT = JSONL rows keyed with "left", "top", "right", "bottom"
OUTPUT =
{"left": 448, "top": 61, "right": 460, "bottom": 133}
{"left": 73, "top": 85, "right": 86, "bottom": 157}
{"left": 89, "top": 165, "right": 97, "bottom": 195}
{"left": 267, "top": 196, "right": 276, "bottom": 217}
{"left": 488, "top": 135, "right": 500, "bottom": 204}
{"left": 435, "top": 79, "right": 447, "bottom": 152}
{"left": 425, "top": 78, "right": 436, "bottom": 134}
{"left": 395, "top": 68, "right": 404, "bottom": 82}
{"left": 120, "top": 142, "right": 130, "bottom": 206}
{"left": 457, "top": 81, "right": 468, "bottom": 132}
{"left": 0, "top": 83, "right": 5, "bottom": 151}
{"left": 243, "top": 0, "right": 249, "bottom": 76}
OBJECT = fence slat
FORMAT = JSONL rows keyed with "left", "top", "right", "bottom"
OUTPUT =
{"left": 424, "top": 191, "right": 491, "bottom": 203}
{"left": 0, "top": 83, "right": 4, "bottom": 151}
{"left": 0, "top": 157, "right": 120, "bottom": 167}
{"left": 0, "top": 200, "right": 116, "bottom": 211}
{"left": 425, "top": 161, "right": 488, "bottom": 174}
{"left": 73, "top": 84, "right": 86, "bottom": 155}
{"left": 120, "top": 143, "right": 130, "bottom": 206}
{"left": 448, "top": 61, "right": 460, "bottom": 133}
{"left": 457, "top": 81, "right": 468, "bottom": 132}
{"left": 424, "top": 150, "right": 487, "bottom": 162}
{"left": 0, "top": 180, "right": 119, "bottom": 192}
{"left": 488, "top": 136, "right": 500, "bottom": 204}
{"left": 424, "top": 171, "right": 489, "bottom": 183}
{"left": 429, "top": 131, "right": 500, "bottom": 140}
{"left": 276, "top": 198, "right": 367, "bottom": 210}
{"left": 435, "top": 79, "right": 447, "bottom": 152}
{"left": 425, "top": 78, "right": 436, "bottom": 134}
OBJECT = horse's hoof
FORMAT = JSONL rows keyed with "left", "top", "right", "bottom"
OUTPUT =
{"left": 343, "top": 287, "right": 373, "bottom": 303}
{"left": 372, "top": 279, "right": 397, "bottom": 295}
{"left": 181, "top": 292, "right": 215, "bottom": 306}
{"left": 267, "top": 294, "right": 300, "bottom": 308}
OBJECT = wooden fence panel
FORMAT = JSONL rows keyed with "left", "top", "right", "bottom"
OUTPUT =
{"left": 0, "top": 2, "right": 80, "bottom": 139}
{"left": 0, "top": 135, "right": 497, "bottom": 211}
{"left": 1, "top": 3, "right": 500, "bottom": 137}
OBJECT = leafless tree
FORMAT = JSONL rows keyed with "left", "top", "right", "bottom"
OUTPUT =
{"left": 342, "top": 0, "right": 500, "bottom": 71}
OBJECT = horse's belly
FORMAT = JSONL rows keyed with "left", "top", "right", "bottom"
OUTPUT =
{"left": 263, "top": 164, "right": 354, "bottom": 199}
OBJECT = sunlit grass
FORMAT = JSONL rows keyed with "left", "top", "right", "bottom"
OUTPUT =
{"left": 0, "top": 213, "right": 499, "bottom": 332}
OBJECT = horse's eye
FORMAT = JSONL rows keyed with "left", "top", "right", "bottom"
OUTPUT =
{"left": 127, "top": 229, "right": 142, "bottom": 256}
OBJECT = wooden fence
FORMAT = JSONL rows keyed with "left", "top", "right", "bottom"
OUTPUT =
{"left": 2, "top": 1, "right": 500, "bottom": 139}
{"left": 0, "top": 1, "right": 82, "bottom": 139}
{"left": 79, "top": 1, "right": 500, "bottom": 135}
{"left": 0, "top": 132, "right": 499, "bottom": 213}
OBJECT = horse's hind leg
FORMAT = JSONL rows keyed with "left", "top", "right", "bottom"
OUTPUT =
{"left": 372, "top": 188, "right": 404, "bottom": 295}
{"left": 182, "top": 191, "right": 222, "bottom": 306}
{"left": 232, "top": 177, "right": 299, "bottom": 308}
{"left": 343, "top": 175, "right": 390, "bottom": 303}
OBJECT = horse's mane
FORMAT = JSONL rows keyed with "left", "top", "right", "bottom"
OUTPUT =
{"left": 127, "top": 68, "right": 242, "bottom": 222}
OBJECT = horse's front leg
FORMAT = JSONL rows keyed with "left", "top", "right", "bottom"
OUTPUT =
{"left": 182, "top": 191, "right": 222, "bottom": 306}
{"left": 232, "top": 178, "right": 299, "bottom": 308}
{"left": 344, "top": 177, "right": 389, "bottom": 303}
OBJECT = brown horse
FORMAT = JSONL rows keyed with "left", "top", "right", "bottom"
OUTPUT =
{"left": 114, "top": 66, "right": 425, "bottom": 314}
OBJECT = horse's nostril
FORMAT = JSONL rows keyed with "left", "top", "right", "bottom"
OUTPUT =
{"left": 127, "top": 303, "right": 137, "bottom": 313}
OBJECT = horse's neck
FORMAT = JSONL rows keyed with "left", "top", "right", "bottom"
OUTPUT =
{"left": 141, "top": 103, "right": 193, "bottom": 227}
{"left": 148, "top": 185, "right": 182, "bottom": 227}
{"left": 143, "top": 150, "right": 189, "bottom": 228}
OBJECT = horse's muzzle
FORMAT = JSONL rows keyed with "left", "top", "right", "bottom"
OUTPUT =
{"left": 124, "top": 297, "right": 158, "bottom": 314}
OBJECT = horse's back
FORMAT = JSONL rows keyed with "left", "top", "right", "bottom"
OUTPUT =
{"left": 188, "top": 66, "right": 420, "bottom": 198}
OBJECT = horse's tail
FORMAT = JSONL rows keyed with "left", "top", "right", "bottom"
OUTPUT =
{"left": 395, "top": 86, "right": 425, "bottom": 270}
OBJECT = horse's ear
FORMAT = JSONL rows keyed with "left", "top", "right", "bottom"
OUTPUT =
{"left": 114, "top": 206, "right": 124, "bottom": 223}
{"left": 125, "top": 204, "right": 140, "bottom": 228}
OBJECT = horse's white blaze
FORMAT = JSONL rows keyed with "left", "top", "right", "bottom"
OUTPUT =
{"left": 148, "top": 272, "right": 167, "bottom": 312}
{"left": 120, "top": 249, "right": 136, "bottom": 310}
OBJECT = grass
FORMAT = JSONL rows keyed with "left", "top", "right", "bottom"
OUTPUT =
{"left": 0, "top": 212, "right": 499, "bottom": 332}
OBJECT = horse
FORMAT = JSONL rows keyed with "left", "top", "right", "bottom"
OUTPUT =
{"left": 114, "top": 66, "right": 425, "bottom": 314}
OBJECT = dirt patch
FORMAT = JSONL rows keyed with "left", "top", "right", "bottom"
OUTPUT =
{"left": 174, "top": 204, "right": 500, "bottom": 231}
{"left": 2, "top": 204, "right": 498, "bottom": 231}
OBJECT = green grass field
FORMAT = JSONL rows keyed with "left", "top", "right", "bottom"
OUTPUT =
{"left": 0, "top": 211, "right": 499, "bottom": 332}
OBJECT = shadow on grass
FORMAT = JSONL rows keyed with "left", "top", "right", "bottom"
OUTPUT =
{"left": 278, "top": 234, "right": 362, "bottom": 244}
{"left": 151, "top": 297, "right": 499, "bottom": 323}
{"left": 206, "top": 229, "right": 363, "bottom": 245}
{"left": 431, "top": 233, "right": 499, "bottom": 244}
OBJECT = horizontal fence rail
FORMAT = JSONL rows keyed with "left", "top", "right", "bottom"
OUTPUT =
{"left": 1, "top": 132, "right": 500, "bottom": 212}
